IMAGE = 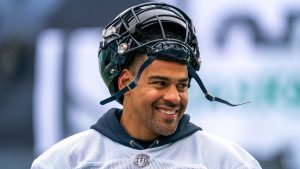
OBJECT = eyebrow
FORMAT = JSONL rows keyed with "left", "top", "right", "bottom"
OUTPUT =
{"left": 148, "top": 75, "right": 189, "bottom": 82}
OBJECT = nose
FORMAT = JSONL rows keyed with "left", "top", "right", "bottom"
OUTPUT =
{"left": 163, "top": 85, "right": 180, "bottom": 104}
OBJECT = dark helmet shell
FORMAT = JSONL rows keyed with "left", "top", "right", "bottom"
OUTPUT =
{"left": 98, "top": 2, "right": 201, "bottom": 104}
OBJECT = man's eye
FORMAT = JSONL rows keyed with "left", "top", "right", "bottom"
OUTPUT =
{"left": 177, "top": 83, "right": 188, "bottom": 90}
{"left": 155, "top": 81, "right": 165, "bottom": 86}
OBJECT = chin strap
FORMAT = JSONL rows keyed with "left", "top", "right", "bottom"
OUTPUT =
{"left": 100, "top": 56, "right": 157, "bottom": 105}
{"left": 187, "top": 65, "right": 250, "bottom": 106}
{"left": 100, "top": 56, "right": 249, "bottom": 106}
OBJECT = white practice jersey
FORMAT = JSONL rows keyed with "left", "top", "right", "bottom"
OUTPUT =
{"left": 31, "top": 129, "right": 261, "bottom": 169}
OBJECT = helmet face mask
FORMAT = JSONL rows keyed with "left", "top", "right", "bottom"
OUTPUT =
{"left": 98, "top": 2, "right": 201, "bottom": 104}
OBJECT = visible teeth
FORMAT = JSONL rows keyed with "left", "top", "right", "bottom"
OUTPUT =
{"left": 159, "top": 109, "right": 176, "bottom": 115}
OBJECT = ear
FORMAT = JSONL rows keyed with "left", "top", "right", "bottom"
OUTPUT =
{"left": 118, "top": 69, "right": 132, "bottom": 90}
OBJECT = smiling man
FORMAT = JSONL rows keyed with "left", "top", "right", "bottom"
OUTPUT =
{"left": 31, "top": 2, "right": 262, "bottom": 169}
{"left": 121, "top": 57, "right": 189, "bottom": 140}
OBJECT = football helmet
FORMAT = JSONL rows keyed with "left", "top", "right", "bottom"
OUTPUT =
{"left": 98, "top": 2, "right": 248, "bottom": 106}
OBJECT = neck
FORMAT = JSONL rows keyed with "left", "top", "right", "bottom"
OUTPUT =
{"left": 120, "top": 108, "right": 159, "bottom": 141}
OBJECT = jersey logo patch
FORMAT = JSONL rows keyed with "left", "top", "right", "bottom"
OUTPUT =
{"left": 134, "top": 153, "right": 150, "bottom": 168}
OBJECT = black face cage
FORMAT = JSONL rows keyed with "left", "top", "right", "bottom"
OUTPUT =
{"left": 98, "top": 2, "right": 249, "bottom": 107}
{"left": 99, "top": 2, "right": 201, "bottom": 71}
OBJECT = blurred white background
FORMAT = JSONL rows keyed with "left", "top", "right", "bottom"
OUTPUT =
{"left": 1, "top": 0, "right": 299, "bottom": 168}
